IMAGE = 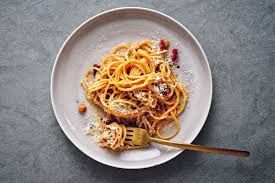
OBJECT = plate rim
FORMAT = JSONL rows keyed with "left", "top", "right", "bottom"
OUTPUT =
{"left": 50, "top": 7, "right": 213, "bottom": 169}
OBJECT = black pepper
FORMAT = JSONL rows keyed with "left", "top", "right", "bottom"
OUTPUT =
{"left": 93, "top": 64, "right": 100, "bottom": 77}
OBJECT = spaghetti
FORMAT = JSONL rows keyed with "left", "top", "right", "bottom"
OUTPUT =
{"left": 97, "top": 122, "right": 147, "bottom": 151}
{"left": 82, "top": 39, "right": 189, "bottom": 150}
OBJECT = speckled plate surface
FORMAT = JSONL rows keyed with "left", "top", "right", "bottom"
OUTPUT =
{"left": 51, "top": 7, "right": 212, "bottom": 169}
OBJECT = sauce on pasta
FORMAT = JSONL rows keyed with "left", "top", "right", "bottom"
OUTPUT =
{"left": 82, "top": 39, "right": 189, "bottom": 150}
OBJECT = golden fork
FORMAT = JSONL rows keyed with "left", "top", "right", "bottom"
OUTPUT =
{"left": 125, "top": 127, "right": 250, "bottom": 157}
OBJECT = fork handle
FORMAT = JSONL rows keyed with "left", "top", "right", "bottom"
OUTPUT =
{"left": 149, "top": 137, "right": 250, "bottom": 157}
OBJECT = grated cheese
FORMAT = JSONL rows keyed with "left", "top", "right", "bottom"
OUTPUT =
{"left": 109, "top": 102, "right": 134, "bottom": 115}
{"left": 134, "top": 91, "right": 146, "bottom": 101}
{"left": 153, "top": 83, "right": 168, "bottom": 97}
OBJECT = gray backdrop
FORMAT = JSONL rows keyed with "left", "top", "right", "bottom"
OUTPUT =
{"left": 0, "top": 0, "right": 274, "bottom": 182}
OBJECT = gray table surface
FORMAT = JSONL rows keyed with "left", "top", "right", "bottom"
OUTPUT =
{"left": 1, "top": 0, "right": 275, "bottom": 182}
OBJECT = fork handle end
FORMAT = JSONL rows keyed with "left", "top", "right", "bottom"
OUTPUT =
{"left": 150, "top": 137, "right": 250, "bottom": 157}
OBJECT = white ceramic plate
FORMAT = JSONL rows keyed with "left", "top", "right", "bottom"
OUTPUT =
{"left": 51, "top": 7, "right": 212, "bottom": 169}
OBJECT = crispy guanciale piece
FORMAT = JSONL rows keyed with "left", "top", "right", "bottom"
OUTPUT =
{"left": 79, "top": 104, "right": 87, "bottom": 113}
{"left": 171, "top": 48, "right": 178, "bottom": 62}
{"left": 159, "top": 39, "right": 170, "bottom": 50}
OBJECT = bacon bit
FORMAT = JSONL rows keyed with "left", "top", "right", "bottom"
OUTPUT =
{"left": 171, "top": 48, "right": 178, "bottom": 62}
{"left": 93, "top": 64, "right": 100, "bottom": 68}
{"left": 155, "top": 64, "right": 160, "bottom": 72}
{"left": 93, "top": 64, "right": 100, "bottom": 76}
{"left": 153, "top": 82, "right": 170, "bottom": 97}
{"left": 78, "top": 104, "right": 87, "bottom": 113}
{"left": 126, "top": 66, "right": 131, "bottom": 74}
{"left": 159, "top": 39, "right": 170, "bottom": 50}
{"left": 162, "top": 86, "right": 170, "bottom": 96}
